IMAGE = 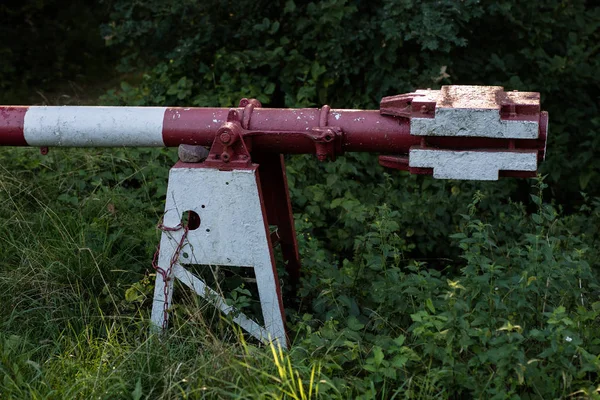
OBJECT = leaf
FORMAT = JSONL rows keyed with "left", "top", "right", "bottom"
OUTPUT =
{"left": 284, "top": 0, "right": 296, "bottom": 13}
{"left": 347, "top": 316, "right": 365, "bottom": 331}
{"left": 120, "top": 81, "right": 133, "bottom": 92}
{"left": 410, "top": 311, "right": 425, "bottom": 322}
{"left": 497, "top": 321, "right": 522, "bottom": 333}
{"left": 327, "top": 174, "right": 338, "bottom": 187}
{"left": 426, "top": 298, "right": 436, "bottom": 313}
{"left": 125, "top": 286, "right": 142, "bottom": 302}
{"left": 330, "top": 197, "right": 344, "bottom": 208}
{"left": 310, "top": 62, "right": 326, "bottom": 81}
{"left": 447, "top": 279, "right": 465, "bottom": 290}
{"left": 530, "top": 194, "right": 542, "bottom": 205}
{"left": 372, "top": 346, "right": 384, "bottom": 366}
{"left": 132, "top": 378, "right": 142, "bottom": 400}
{"left": 264, "top": 82, "right": 276, "bottom": 95}
{"left": 579, "top": 171, "right": 593, "bottom": 190}
{"left": 393, "top": 335, "right": 406, "bottom": 347}
{"left": 391, "top": 355, "right": 408, "bottom": 368}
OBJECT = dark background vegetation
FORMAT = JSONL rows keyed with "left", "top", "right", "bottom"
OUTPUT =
{"left": 1, "top": 0, "right": 600, "bottom": 398}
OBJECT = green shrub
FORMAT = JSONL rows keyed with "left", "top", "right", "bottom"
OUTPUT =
{"left": 102, "top": 0, "right": 600, "bottom": 199}
{"left": 2, "top": 0, "right": 600, "bottom": 398}
{"left": 291, "top": 180, "right": 600, "bottom": 397}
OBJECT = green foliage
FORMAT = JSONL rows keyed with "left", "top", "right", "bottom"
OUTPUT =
{"left": 0, "top": 0, "right": 113, "bottom": 103}
{"left": 5, "top": 149, "right": 597, "bottom": 397}
{"left": 2, "top": 0, "right": 600, "bottom": 398}
{"left": 102, "top": 0, "right": 600, "bottom": 200}
{"left": 291, "top": 180, "right": 600, "bottom": 397}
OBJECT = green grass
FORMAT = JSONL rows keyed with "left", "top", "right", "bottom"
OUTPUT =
{"left": 0, "top": 148, "right": 330, "bottom": 399}
{"left": 1, "top": 147, "right": 600, "bottom": 399}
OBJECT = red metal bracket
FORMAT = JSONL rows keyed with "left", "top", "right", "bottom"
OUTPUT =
{"left": 204, "top": 109, "right": 253, "bottom": 169}
{"left": 380, "top": 92, "right": 426, "bottom": 118}
{"left": 307, "top": 126, "right": 343, "bottom": 161}
{"left": 205, "top": 99, "right": 345, "bottom": 169}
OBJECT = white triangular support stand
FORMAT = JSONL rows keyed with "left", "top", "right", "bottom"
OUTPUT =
{"left": 150, "top": 162, "right": 287, "bottom": 347}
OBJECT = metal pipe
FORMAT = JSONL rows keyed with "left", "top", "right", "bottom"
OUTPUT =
{"left": 0, "top": 106, "right": 414, "bottom": 151}
{"left": 0, "top": 104, "right": 547, "bottom": 153}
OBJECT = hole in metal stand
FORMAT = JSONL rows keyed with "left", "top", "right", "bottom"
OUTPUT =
{"left": 181, "top": 210, "right": 201, "bottom": 230}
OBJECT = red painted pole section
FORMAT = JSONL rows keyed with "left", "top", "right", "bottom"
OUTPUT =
{"left": 0, "top": 107, "right": 28, "bottom": 146}
{"left": 160, "top": 107, "right": 417, "bottom": 153}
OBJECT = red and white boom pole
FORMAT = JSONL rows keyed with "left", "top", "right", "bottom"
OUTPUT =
{"left": 1, "top": 86, "right": 547, "bottom": 180}
{"left": 0, "top": 85, "right": 549, "bottom": 347}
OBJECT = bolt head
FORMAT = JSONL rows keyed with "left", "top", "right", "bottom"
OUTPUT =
{"left": 220, "top": 132, "right": 232, "bottom": 144}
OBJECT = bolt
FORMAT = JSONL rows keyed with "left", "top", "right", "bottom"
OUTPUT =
{"left": 420, "top": 105, "right": 428, "bottom": 114}
{"left": 220, "top": 131, "right": 232, "bottom": 144}
{"left": 221, "top": 152, "right": 230, "bottom": 162}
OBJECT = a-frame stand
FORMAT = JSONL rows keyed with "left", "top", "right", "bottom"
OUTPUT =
{"left": 151, "top": 154, "right": 299, "bottom": 348}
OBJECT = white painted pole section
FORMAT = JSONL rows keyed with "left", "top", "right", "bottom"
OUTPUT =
{"left": 409, "top": 149, "right": 537, "bottom": 180}
{"left": 24, "top": 106, "right": 166, "bottom": 147}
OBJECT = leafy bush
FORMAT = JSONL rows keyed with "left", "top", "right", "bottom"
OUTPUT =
{"left": 2, "top": 0, "right": 600, "bottom": 398}
{"left": 99, "top": 0, "right": 600, "bottom": 274}
{"left": 102, "top": 0, "right": 600, "bottom": 199}
{"left": 2, "top": 146, "right": 600, "bottom": 397}
{"left": 290, "top": 180, "right": 600, "bottom": 397}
